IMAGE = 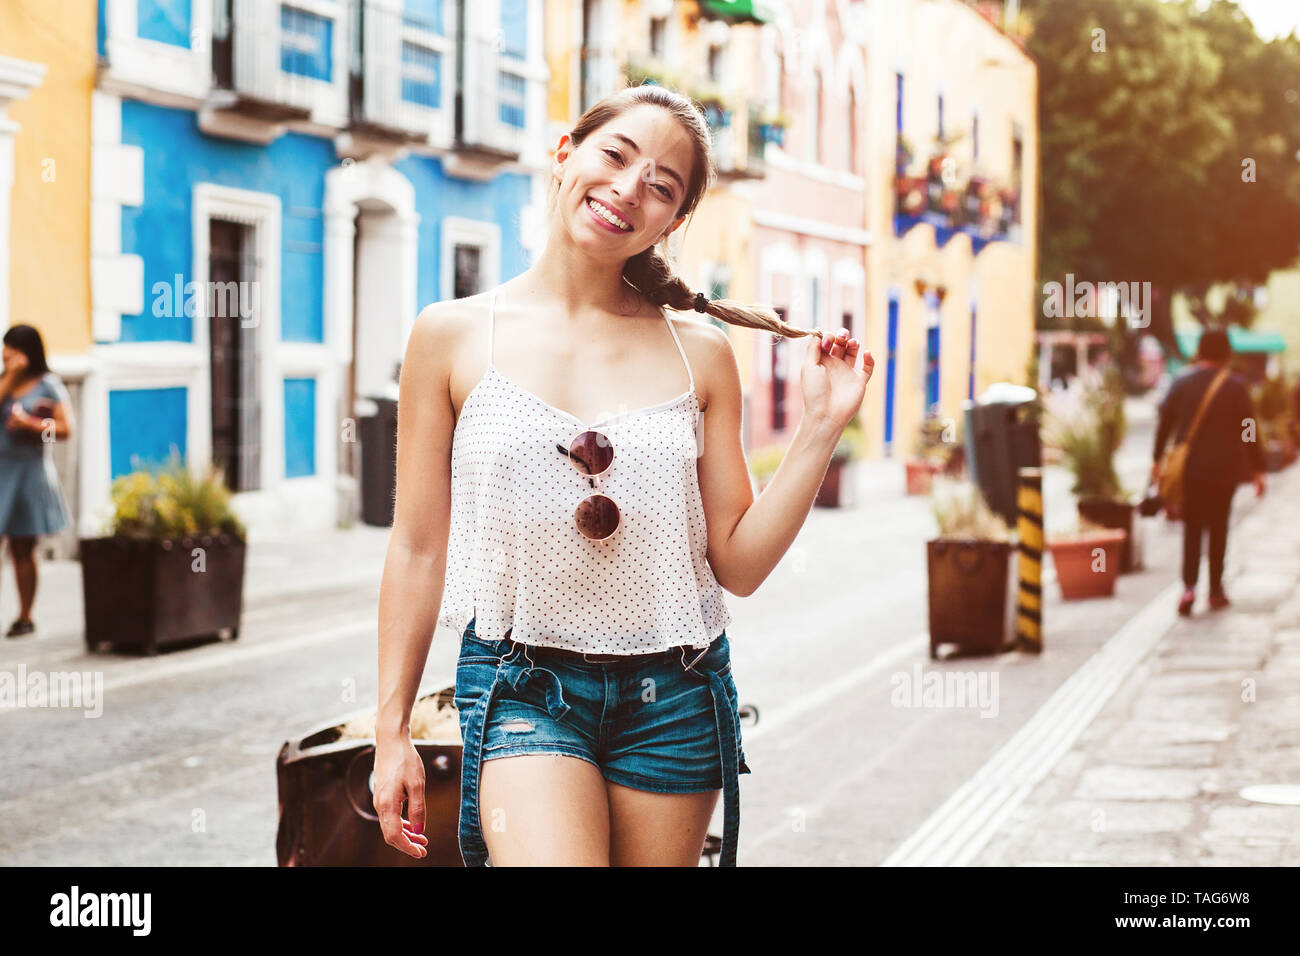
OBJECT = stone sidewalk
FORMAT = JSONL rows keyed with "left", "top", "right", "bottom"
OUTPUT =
{"left": 973, "top": 461, "right": 1300, "bottom": 866}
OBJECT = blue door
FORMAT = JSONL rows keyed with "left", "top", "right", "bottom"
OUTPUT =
{"left": 925, "top": 324, "right": 940, "bottom": 413}
{"left": 968, "top": 302, "right": 977, "bottom": 401}
{"left": 884, "top": 292, "right": 899, "bottom": 451}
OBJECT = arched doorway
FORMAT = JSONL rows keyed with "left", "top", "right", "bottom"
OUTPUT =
{"left": 323, "top": 159, "right": 418, "bottom": 525}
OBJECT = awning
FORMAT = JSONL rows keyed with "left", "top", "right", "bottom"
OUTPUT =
{"left": 699, "top": 0, "right": 775, "bottom": 25}
{"left": 1175, "top": 327, "right": 1287, "bottom": 355}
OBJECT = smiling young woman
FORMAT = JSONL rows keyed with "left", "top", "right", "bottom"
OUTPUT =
{"left": 372, "top": 84, "right": 874, "bottom": 867}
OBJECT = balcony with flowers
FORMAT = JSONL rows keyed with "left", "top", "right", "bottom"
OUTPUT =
{"left": 894, "top": 134, "right": 1021, "bottom": 252}
{"left": 622, "top": 57, "right": 767, "bottom": 181}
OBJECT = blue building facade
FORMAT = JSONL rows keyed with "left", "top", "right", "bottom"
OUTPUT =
{"left": 90, "top": 0, "right": 548, "bottom": 534}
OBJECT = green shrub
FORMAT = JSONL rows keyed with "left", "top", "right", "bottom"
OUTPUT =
{"left": 109, "top": 449, "right": 247, "bottom": 541}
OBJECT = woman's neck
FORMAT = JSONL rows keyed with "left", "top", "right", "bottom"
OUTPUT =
{"left": 2, "top": 370, "right": 39, "bottom": 396}
{"left": 522, "top": 232, "right": 646, "bottom": 318}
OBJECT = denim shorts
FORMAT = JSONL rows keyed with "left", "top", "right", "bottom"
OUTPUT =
{"left": 453, "top": 617, "right": 751, "bottom": 866}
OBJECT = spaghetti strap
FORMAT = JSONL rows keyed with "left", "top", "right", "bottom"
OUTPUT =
{"left": 487, "top": 288, "right": 496, "bottom": 370}
{"left": 663, "top": 313, "right": 695, "bottom": 394}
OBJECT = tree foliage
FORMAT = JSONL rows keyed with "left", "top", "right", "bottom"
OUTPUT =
{"left": 1022, "top": 0, "right": 1300, "bottom": 351}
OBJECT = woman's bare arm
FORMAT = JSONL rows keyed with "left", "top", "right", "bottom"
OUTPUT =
{"left": 696, "top": 328, "right": 842, "bottom": 598}
{"left": 376, "top": 301, "right": 462, "bottom": 741}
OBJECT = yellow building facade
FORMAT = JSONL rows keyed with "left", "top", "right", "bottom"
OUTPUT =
{"left": 1, "top": 0, "right": 96, "bottom": 556}
{"left": 864, "top": 0, "right": 1038, "bottom": 460}
{"left": 542, "top": 0, "right": 1036, "bottom": 462}
{"left": 0, "top": 0, "right": 95, "bottom": 359}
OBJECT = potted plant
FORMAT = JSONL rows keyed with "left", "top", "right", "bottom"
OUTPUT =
{"left": 895, "top": 174, "right": 927, "bottom": 218}
{"left": 926, "top": 476, "right": 1015, "bottom": 658}
{"left": 1261, "top": 418, "right": 1290, "bottom": 472}
{"left": 80, "top": 449, "right": 248, "bottom": 654}
{"left": 690, "top": 81, "right": 732, "bottom": 128}
{"left": 906, "top": 413, "right": 955, "bottom": 495}
{"left": 998, "top": 186, "right": 1019, "bottom": 230}
{"left": 815, "top": 413, "right": 864, "bottom": 508}
{"left": 1042, "top": 365, "right": 1142, "bottom": 573}
{"left": 1255, "top": 375, "right": 1296, "bottom": 470}
{"left": 747, "top": 443, "right": 786, "bottom": 493}
{"left": 1045, "top": 516, "right": 1126, "bottom": 600}
{"left": 702, "top": 103, "right": 731, "bottom": 129}
{"left": 623, "top": 57, "right": 677, "bottom": 89}
{"left": 757, "top": 109, "right": 791, "bottom": 147}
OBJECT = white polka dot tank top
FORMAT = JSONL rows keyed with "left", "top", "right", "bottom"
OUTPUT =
{"left": 437, "top": 287, "right": 733, "bottom": 654}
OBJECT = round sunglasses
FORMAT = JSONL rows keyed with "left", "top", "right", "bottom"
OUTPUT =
{"left": 555, "top": 429, "right": 620, "bottom": 540}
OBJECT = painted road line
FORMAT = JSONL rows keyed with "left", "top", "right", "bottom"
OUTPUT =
{"left": 881, "top": 577, "right": 1185, "bottom": 866}
{"left": 742, "top": 634, "right": 929, "bottom": 745}
{"left": 880, "top": 476, "right": 1276, "bottom": 867}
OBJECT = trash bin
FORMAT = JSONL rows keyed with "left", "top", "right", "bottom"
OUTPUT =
{"left": 963, "top": 383, "right": 1041, "bottom": 528}
{"left": 359, "top": 396, "right": 398, "bottom": 527}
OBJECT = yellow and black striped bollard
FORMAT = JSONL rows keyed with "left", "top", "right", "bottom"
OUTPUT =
{"left": 1015, "top": 467, "right": 1043, "bottom": 653}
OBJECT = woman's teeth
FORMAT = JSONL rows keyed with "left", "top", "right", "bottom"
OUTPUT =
{"left": 587, "top": 198, "right": 631, "bottom": 231}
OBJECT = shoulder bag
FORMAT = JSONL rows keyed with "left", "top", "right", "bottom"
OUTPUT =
{"left": 1157, "top": 366, "right": 1231, "bottom": 512}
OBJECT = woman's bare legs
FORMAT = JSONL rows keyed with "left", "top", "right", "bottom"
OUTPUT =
{"left": 480, "top": 754, "right": 611, "bottom": 865}
{"left": 7, "top": 535, "right": 36, "bottom": 622}
{"left": 607, "top": 783, "right": 720, "bottom": 866}
{"left": 478, "top": 752, "right": 721, "bottom": 865}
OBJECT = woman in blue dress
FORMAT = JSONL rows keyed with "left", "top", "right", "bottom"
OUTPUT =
{"left": 1, "top": 324, "right": 74, "bottom": 637}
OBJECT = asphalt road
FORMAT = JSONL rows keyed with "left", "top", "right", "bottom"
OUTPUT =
{"left": 3, "top": 397, "right": 1228, "bottom": 866}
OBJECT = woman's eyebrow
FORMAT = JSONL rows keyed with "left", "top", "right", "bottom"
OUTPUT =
{"left": 608, "top": 133, "right": 685, "bottom": 191}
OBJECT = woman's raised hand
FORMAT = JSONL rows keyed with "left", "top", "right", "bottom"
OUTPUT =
{"left": 800, "top": 328, "right": 874, "bottom": 433}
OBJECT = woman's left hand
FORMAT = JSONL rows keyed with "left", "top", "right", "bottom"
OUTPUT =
{"left": 5, "top": 405, "right": 35, "bottom": 433}
{"left": 800, "top": 328, "right": 874, "bottom": 433}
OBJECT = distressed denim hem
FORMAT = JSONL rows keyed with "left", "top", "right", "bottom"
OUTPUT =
{"left": 601, "top": 766, "right": 725, "bottom": 795}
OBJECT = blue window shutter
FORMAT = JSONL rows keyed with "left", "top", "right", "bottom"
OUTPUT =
{"left": 137, "top": 0, "right": 192, "bottom": 48}
{"left": 284, "top": 378, "right": 317, "bottom": 478}
{"left": 280, "top": 5, "right": 333, "bottom": 81}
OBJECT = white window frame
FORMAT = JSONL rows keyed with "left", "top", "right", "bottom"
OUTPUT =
{"left": 758, "top": 242, "right": 799, "bottom": 386}
{"left": 191, "top": 182, "right": 284, "bottom": 496}
{"left": 365, "top": 0, "right": 456, "bottom": 146}
{"left": 458, "top": 0, "right": 547, "bottom": 160}
{"left": 232, "top": 0, "right": 349, "bottom": 129}
{"left": 441, "top": 217, "right": 501, "bottom": 301}
{"left": 103, "top": 0, "right": 214, "bottom": 101}
{"left": 833, "top": 257, "right": 866, "bottom": 341}
{"left": 801, "top": 246, "right": 828, "bottom": 331}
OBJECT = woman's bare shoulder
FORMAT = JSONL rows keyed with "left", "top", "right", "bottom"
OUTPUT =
{"left": 409, "top": 295, "right": 492, "bottom": 370}
{"left": 406, "top": 294, "right": 494, "bottom": 416}
{"left": 660, "top": 309, "right": 732, "bottom": 413}
{"left": 412, "top": 293, "right": 490, "bottom": 339}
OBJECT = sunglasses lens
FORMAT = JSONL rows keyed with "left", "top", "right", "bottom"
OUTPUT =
{"left": 570, "top": 430, "right": 613, "bottom": 476}
{"left": 575, "top": 494, "right": 620, "bottom": 540}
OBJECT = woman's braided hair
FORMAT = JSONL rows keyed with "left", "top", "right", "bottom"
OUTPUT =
{"left": 546, "top": 83, "right": 824, "bottom": 342}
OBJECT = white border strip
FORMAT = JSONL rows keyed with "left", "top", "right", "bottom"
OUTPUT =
{"left": 882, "top": 576, "right": 1185, "bottom": 866}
